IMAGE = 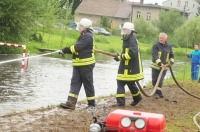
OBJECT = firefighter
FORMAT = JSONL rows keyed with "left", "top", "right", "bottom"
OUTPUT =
{"left": 113, "top": 22, "right": 144, "bottom": 107}
{"left": 59, "top": 18, "right": 95, "bottom": 110}
{"left": 186, "top": 44, "right": 200, "bottom": 81}
{"left": 151, "top": 32, "right": 174, "bottom": 99}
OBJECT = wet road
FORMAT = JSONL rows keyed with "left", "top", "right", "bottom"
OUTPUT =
{"left": 0, "top": 54, "right": 161, "bottom": 116}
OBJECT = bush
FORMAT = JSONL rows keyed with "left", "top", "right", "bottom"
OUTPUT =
{"left": 174, "top": 16, "right": 200, "bottom": 48}
{"left": 154, "top": 9, "right": 184, "bottom": 34}
{"left": 100, "top": 16, "right": 110, "bottom": 28}
{"left": 111, "top": 29, "right": 121, "bottom": 36}
{"left": 134, "top": 18, "right": 159, "bottom": 44}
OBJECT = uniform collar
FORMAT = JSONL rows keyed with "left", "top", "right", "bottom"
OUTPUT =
{"left": 122, "top": 32, "right": 133, "bottom": 40}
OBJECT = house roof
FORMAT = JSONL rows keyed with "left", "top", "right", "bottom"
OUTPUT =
{"left": 75, "top": 0, "right": 132, "bottom": 19}
{"left": 132, "top": 3, "right": 186, "bottom": 13}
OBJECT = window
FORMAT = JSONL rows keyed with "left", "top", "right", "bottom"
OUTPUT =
{"left": 193, "top": 4, "right": 195, "bottom": 8}
{"left": 137, "top": 11, "right": 141, "bottom": 18}
{"left": 185, "top": 1, "right": 188, "bottom": 7}
{"left": 177, "top": 0, "right": 181, "bottom": 7}
{"left": 146, "top": 12, "right": 151, "bottom": 20}
{"left": 170, "top": 2, "right": 172, "bottom": 6}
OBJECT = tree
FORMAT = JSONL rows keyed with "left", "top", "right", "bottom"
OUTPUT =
{"left": 60, "top": 0, "right": 81, "bottom": 15}
{"left": 0, "top": 0, "right": 58, "bottom": 42}
{"left": 134, "top": 18, "right": 158, "bottom": 44}
{"left": 174, "top": 16, "right": 200, "bottom": 48}
{"left": 100, "top": 16, "right": 110, "bottom": 28}
{"left": 155, "top": 10, "right": 184, "bottom": 34}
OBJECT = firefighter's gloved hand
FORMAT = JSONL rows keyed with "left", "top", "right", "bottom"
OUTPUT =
{"left": 113, "top": 53, "right": 120, "bottom": 62}
{"left": 58, "top": 50, "right": 64, "bottom": 55}
{"left": 158, "top": 62, "right": 162, "bottom": 66}
{"left": 169, "top": 61, "right": 174, "bottom": 67}
{"left": 114, "top": 56, "right": 120, "bottom": 61}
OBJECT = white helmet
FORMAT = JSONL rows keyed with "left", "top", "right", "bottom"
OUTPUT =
{"left": 79, "top": 18, "right": 92, "bottom": 28}
{"left": 122, "top": 22, "right": 135, "bottom": 31}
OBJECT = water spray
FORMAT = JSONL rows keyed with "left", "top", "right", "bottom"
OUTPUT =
{"left": 0, "top": 50, "right": 60, "bottom": 65}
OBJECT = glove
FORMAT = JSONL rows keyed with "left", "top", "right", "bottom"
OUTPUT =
{"left": 59, "top": 50, "right": 64, "bottom": 54}
{"left": 169, "top": 61, "right": 174, "bottom": 67}
{"left": 58, "top": 50, "right": 64, "bottom": 57}
{"left": 113, "top": 53, "right": 120, "bottom": 62}
{"left": 158, "top": 62, "right": 162, "bottom": 66}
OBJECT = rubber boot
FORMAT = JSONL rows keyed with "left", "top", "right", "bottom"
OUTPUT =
{"left": 60, "top": 96, "right": 77, "bottom": 110}
{"left": 112, "top": 97, "right": 125, "bottom": 107}
{"left": 130, "top": 95, "right": 142, "bottom": 106}
{"left": 154, "top": 90, "right": 163, "bottom": 99}
{"left": 60, "top": 102, "right": 76, "bottom": 110}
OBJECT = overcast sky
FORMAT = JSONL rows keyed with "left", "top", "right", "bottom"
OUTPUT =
{"left": 128, "top": 0, "right": 167, "bottom": 5}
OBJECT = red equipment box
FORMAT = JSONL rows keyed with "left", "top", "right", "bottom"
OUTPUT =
{"left": 105, "top": 109, "right": 166, "bottom": 132}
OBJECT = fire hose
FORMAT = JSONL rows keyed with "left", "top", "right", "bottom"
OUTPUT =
{"left": 193, "top": 112, "right": 200, "bottom": 131}
{"left": 95, "top": 49, "right": 166, "bottom": 97}
{"left": 95, "top": 49, "right": 200, "bottom": 99}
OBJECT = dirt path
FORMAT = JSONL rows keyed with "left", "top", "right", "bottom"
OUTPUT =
{"left": 0, "top": 84, "right": 200, "bottom": 132}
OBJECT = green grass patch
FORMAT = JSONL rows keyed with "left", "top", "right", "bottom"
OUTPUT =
{"left": 20, "top": 30, "right": 196, "bottom": 60}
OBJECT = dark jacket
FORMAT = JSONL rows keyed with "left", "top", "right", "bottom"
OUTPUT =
{"left": 151, "top": 41, "right": 174, "bottom": 70}
{"left": 62, "top": 30, "right": 95, "bottom": 66}
{"left": 117, "top": 32, "right": 144, "bottom": 81}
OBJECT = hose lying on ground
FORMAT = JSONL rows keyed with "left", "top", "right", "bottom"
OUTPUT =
{"left": 169, "top": 66, "right": 200, "bottom": 100}
{"left": 193, "top": 112, "right": 200, "bottom": 131}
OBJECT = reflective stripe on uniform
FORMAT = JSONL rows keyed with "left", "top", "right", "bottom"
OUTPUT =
{"left": 118, "top": 56, "right": 122, "bottom": 61}
{"left": 72, "top": 54, "right": 95, "bottom": 66}
{"left": 117, "top": 73, "right": 144, "bottom": 81}
{"left": 151, "top": 62, "right": 161, "bottom": 70}
{"left": 156, "top": 59, "right": 161, "bottom": 64}
{"left": 170, "top": 58, "right": 174, "bottom": 62}
{"left": 116, "top": 94, "right": 125, "bottom": 98}
{"left": 158, "top": 51, "right": 161, "bottom": 59}
{"left": 87, "top": 96, "right": 95, "bottom": 100}
{"left": 68, "top": 93, "right": 78, "bottom": 98}
{"left": 138, "top": 49, "right": 143, "bottom": 73}
{"left": 156, "top": 87, "right": 162, "bottom": 90}
{"left": 125, "top": 48, "right": 131, "bottom": 60}
{"left": 166, "top": 53, "right": 169, "bottom": 63}
{"left": 70, "top": 46, "right": 78, "bottom": 55}
{"left": 133, "top": 91, "right": 140, "bottom": 97}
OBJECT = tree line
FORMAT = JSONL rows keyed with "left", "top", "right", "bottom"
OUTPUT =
{"left": 0, "top": 0, "right": 200, "bottom": 49}
{"left": 134, "top": 10, "right": 200, "bottom": 48}
{"left": 0, "top": 0, "right": 79, "bottom": 43}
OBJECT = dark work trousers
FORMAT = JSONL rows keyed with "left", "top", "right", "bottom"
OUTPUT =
{"left": 152, "top": 68, "right": 167, "bottom": 94}
{"left": 117, "top": 80, "right": 140, "bottom": 105}
{"left": 67, "top": 64, "right": 95, "bottom": 106}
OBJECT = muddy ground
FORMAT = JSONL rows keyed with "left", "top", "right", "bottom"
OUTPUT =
{"left": 0, "top": 84, "right": 200, "bottom": 132}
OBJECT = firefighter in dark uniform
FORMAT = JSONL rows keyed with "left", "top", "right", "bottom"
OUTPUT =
{"left": 59, "top": 18, "right": 95, "bottom": 110}
{"left": 113, "top": 22, "right": 144, "bottom": 106}
{"left": 151, "top": 32, "right": 174, "bottom": 99}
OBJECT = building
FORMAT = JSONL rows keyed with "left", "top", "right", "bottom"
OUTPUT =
{"left": 75, "top": 0, "right": 133, "bottom": 28}
{"left": 131, "top": 3, "right": 188, "bottom": 21}
{"left": 162, "top": 0, "right": 200, "bottom": 19}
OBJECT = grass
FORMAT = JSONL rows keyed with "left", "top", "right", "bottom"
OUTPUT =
{"left": 23, "top": 29, "right": 194, "bottom": 57}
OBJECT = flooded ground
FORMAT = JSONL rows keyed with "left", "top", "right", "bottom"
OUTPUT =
{"left": 0, "top": 54, "right": 171, "bottom": 116}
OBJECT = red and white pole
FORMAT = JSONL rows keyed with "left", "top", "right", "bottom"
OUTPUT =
{"left": 0, "top": 42, "right": 27, "bottom": 71}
